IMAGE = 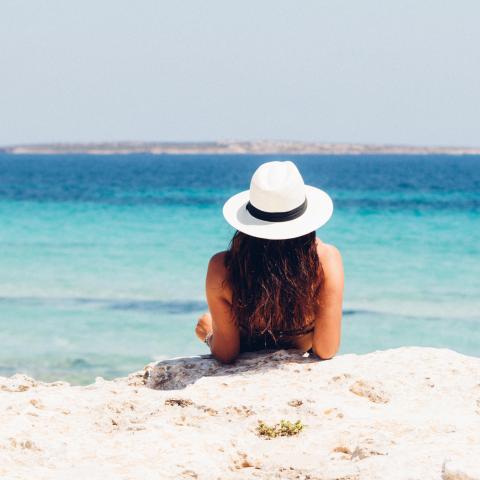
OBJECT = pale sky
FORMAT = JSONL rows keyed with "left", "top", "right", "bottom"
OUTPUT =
{"left": 1, "top": 0, "right": 479, "bottom": 147}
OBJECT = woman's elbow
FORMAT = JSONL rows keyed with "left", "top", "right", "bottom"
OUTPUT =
{"left": 211, "top": 349, "right": 239, "bottom": 364}
{"left": 312, "top": 343, "right": 339, "bottom": 360}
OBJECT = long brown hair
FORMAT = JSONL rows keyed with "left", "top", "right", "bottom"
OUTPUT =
{"left": 224, "top": 230, "right": 323, "bottom": 341}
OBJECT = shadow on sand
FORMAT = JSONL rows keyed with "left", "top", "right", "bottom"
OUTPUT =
{"left": 130, "top": 349, "right": 323, "bottom": 391}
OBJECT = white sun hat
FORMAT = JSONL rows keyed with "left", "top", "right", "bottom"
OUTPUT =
{"left": 222, "top": 160, "right": 333, "bottom": 240}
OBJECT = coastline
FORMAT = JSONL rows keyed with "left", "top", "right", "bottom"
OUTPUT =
{"left": 2, "top": 347, "right": 479, "bottom": 479}
{"left": 2, "top": 140, "right": 480, "bottom": 156}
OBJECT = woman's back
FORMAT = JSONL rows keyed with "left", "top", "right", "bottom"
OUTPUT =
{"left": 223, "top": 231, "right": 323, "bottom": 351}
{"left": 197, "top": 236, "right": 343, "bottom": 361}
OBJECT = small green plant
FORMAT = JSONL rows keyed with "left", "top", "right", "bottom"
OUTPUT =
{"left": 256, "top": 419, "right": 304, "bottom": 439}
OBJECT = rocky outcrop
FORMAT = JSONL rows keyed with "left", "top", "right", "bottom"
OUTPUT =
{"left": 1, "top": 347, "right": 479, "bottom": 479}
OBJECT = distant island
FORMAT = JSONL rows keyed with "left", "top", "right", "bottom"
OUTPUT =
{"left": 2, "top": 141, "right": 480, "bottom": 155}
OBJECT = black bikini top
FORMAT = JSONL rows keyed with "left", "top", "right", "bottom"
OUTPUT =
{"left": 239, "top": 319, "right": 315, "bottom": 339}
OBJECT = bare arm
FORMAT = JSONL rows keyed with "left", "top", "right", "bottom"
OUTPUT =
{"left": 203, "top": 252, "right": 240, "bottom": 363}
{"left": 312, "top": 243, "right": 344, "bottom": 360}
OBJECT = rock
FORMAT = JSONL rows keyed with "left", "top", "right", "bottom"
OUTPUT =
{"left": 442, "top": 458, "right": 480, "bottom": 480}
{"left": 0, "top": 374, "right": 38, "bottom": 392}
{"left": 0, "top": 347, "right": 479, "bottom": 479}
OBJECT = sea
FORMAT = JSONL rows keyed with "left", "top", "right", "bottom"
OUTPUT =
{"left": 0, "top": 153, "right": 479, "bottom": 384}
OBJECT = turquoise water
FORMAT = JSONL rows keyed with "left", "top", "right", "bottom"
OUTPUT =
{"left": 0, "top": 154, "right": 479, "bottom": 383}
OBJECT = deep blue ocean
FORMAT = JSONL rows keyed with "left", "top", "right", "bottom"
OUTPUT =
{"left": 0, "top": 153, "right": 479, "bottom": 384}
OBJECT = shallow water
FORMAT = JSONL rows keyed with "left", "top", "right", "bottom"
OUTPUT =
{"left": 0, "top": 153, "right": 479, "bottom": 383}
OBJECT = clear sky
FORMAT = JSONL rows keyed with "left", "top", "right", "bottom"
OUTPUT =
{"left": 1, "top": 0, "right": 479, "bottom": 147}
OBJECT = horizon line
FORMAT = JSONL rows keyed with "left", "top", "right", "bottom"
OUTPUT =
{"left": 2, "top": 139, "right": 480, "bottom": 156}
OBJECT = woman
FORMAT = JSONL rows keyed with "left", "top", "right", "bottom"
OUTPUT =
{"left": 195, "top": 160, "right": 344, "bottom": 363}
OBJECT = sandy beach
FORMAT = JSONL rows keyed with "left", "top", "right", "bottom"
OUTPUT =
{"left": 1, "top": 347, "right": 479, "bottom": 479}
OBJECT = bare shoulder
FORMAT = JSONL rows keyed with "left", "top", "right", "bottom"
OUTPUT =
{"left": 207, "top": 251, "right": 229, "bottom": 291}
{"left": 315, "top": 239, "right": 344, "bottom": 284}
{"left": 208, "top": 251, "right": 227, "bottom": 274}
{"left": 316, "top": 239, "right": 342, "bottom": 264}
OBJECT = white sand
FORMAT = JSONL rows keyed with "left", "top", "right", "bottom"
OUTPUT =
{"left": 1, "top": 347, "right": 479, "bottom": 480}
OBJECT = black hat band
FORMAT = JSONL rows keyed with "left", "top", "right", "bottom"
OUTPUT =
{"left": 246, "top": 198, "right": 308, "bottom": 222}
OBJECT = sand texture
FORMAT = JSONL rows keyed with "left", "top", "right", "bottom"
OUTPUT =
{"left": 1, "top": 347, "right": 480, "bottom": 480}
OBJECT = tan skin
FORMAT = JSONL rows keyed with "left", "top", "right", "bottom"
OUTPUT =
{"left": 195, "top": 237, "right": 344, "bottom": 363}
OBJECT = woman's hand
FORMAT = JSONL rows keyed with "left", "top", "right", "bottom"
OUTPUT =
{"left": 195, "top": 312, "right": 213, "bottom": 342}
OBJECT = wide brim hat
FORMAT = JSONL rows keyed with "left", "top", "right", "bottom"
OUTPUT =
{"left": 223, "top": 160, "right": 333, "bottom": 240}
